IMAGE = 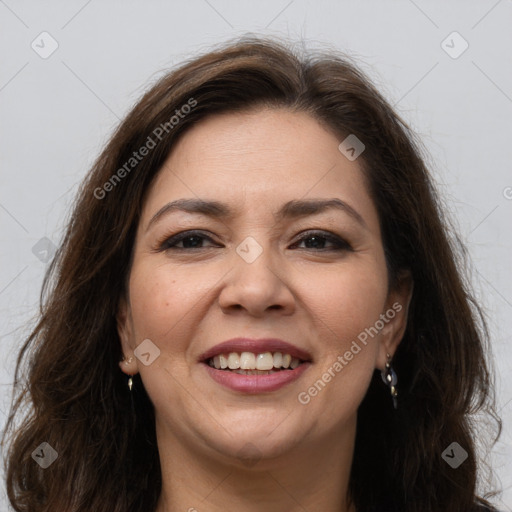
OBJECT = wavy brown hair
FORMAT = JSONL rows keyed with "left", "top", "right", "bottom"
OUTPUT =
{"left": 1, "top": 36, "right": 502, "bottom": 512}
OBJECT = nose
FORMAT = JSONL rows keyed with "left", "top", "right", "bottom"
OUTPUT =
{"left": 218, "top": 237, "right": 296, "bottom": 318}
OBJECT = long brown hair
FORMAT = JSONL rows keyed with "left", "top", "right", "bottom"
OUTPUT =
{"left": 1, "top": 36, "right": 501, "bottom": 512}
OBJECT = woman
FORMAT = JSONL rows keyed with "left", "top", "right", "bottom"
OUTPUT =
{"left": 2, "top": 36, "right": 502, "bottom": 512}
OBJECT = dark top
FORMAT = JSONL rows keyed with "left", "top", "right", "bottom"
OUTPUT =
{"left": 374, "top": 503, "right": 499, "bottom": 512}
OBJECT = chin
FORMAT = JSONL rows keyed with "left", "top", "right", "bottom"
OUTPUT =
{"left": 216, "top": 435, "right": 303, "bottom": 469}
{"left": 195, "top": 420, "right": 307, "bottom": 467}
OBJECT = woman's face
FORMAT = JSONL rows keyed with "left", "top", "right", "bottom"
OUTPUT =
{"left": 118, "top": 108, "right": 411, "bottom": 465}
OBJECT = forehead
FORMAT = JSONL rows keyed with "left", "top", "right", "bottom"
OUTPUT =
{"left": 141, "top": 108, "right": 379, "bottom": 229}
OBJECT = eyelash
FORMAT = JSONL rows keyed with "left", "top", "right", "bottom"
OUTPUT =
{"left": 156, "top": 229, "right": 352, "bottom": 252}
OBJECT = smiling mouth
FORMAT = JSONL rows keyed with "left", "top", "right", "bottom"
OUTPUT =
{"left": 205, "top": 351, "right": 307, "bottom": 375}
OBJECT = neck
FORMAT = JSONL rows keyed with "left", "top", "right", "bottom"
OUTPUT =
{"left": 154, "top": 417, "right": 357, "bottom": 512}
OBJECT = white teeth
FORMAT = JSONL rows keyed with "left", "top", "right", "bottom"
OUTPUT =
{"left": 256, "top": 352, "right": 274, "bottom": 370}
{"left": 227, "top": 352, "right": 240, "bottom": 369}
{"left": 240, "top": 352, "right": 256, "bottom": 370}
{"left": 234, "top": 369, "right": 278, "bottom": 375}
{"left": 209, "top": 351, "right": 304, "bottom": 371}
{"left": 212, "top": 355, "right": 228, "bottom": 370}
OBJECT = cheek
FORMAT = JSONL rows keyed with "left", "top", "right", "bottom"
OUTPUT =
{"left": 127, "top": 260, "right": 216, "bottom": 350}
{"left": 294, "top": 260, "right": 388, "bottom": 414}
{"left": 298, "top": 260, "right": 388, "bottom": 349}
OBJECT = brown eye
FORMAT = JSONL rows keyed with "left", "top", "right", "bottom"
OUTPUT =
{"left": 159, "top": 230, "right": 220, "bottom": 250}
{"left": 291, "top": 231, "right": 352, "bottom": 251}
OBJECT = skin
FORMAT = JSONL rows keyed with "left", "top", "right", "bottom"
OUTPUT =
{"left": 117, "top": 108, "right": 413, "bottom": 512}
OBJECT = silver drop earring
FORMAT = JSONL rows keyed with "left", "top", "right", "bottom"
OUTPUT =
{"left": 381, "top": 352, "right": 398, "bottom": 409}
{"left": 123, "top": 356, "right": 134, "bottom": 391}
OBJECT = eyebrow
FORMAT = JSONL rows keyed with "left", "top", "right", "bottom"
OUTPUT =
{"left": 145, "top": 197, "right": 368, "bottom": 232}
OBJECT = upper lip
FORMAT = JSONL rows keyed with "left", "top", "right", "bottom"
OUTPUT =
{"left": 199, "top": 337, "right": 313, "bottom": 363}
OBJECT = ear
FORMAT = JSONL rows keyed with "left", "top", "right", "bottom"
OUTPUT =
{"left": 376, "top": 270, "right": 413, "bottom": 370}
{"left": 117, "top": 294, "right": 138, "bottom": 376}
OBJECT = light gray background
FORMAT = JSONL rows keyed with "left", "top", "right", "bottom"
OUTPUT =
{"left": 1, "top": 0, "right": 511, "bottom": 510}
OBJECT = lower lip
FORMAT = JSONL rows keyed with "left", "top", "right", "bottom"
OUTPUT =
{"left": 202, "top": 362, "right": 311, "bottom": 393}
